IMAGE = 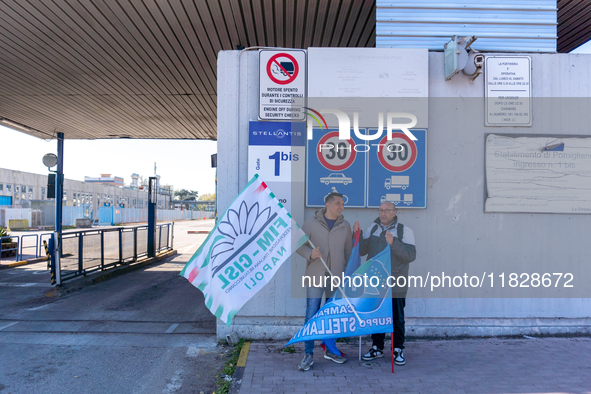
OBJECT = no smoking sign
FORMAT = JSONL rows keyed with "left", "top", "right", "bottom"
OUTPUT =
{"left": 259, "top": 49, "right": 306, "bottom": 120}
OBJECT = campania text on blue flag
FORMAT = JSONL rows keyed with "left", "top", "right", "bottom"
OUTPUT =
{"left": 181, "top": 174, "right": 309, "bottom": 326}
{"left": 287, "top": 244, "right": 394, "bottom": 346}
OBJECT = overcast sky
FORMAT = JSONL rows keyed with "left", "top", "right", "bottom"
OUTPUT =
{"left": 0, "top": 126, "right": 217, "bottom": 196}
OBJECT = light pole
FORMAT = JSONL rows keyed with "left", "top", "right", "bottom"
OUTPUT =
{"left": 42, "top": 132, "right": 64, "bottom": 285}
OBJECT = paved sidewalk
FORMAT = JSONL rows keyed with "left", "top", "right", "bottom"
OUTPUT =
{"left": 238, "top": 337, "right": 591, "bottom": 393}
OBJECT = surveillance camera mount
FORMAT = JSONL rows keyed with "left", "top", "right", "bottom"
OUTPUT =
{"left": 444, "top": 35, "right": 483, "bottom": 82}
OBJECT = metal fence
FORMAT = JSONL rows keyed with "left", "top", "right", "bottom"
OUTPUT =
{"left": 0, "top": 224, "right": 174, "bottom": 282}
{"left": 1, "top": 233, "right": 60, "bottom": 262}
{"left": 58, "top": 223, "right": 174, "bottom": 282}
{"left": 0, "top": 236, "right": 20, "bottom": 262}
{"left": 96, "top": 207, "right": 213, "bottom": 225}
{"left": 19, "top": 205, "right": 91, "bottom": 228}
{"left": 15, "top": 203, "right": 214, "bottom": 227}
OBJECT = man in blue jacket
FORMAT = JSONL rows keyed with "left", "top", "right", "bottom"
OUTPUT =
{"left": 353, "top": 201, "right": 416, "bottom": 365}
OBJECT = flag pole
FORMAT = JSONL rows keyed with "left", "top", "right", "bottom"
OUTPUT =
{"left": 359, "top": 336, "right": 362, "bottom": 361}
{"left": 307, "top": 240, "right": 363, "bottom": 325}
{"left": 391, "top": 332, "right": 394, "bottom": 373}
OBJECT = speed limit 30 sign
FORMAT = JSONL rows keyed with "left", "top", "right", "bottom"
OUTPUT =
{"left": 306, "top": 129, "right": 367, "bottom": 207}
{"left": 377, "top": 133, "right": 417, "bottom": 172}
{"left": 367, "top": 129, "right": 427, "bottom": 208}
{"left": 317, "top": 131, "right": 357, "bottom": 171}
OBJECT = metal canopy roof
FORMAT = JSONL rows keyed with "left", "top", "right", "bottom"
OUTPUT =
{"left": 558, "top": 0, "right": 591, "bottom": 52}
{"left": 0, "top": 0, "right": 376, "bottom": 141}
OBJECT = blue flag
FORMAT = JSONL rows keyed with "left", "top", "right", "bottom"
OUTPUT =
{"left": 287, "top": 238, "right": 393, "bottom": 347}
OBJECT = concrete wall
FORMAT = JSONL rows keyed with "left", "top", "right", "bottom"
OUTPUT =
{"left": 217, "top": 50, "right": 591, "bottom": 340}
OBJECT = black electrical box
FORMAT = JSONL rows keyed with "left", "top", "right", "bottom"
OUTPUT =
{"left": 47, "top": 173, "right": 56, "bottom": 198}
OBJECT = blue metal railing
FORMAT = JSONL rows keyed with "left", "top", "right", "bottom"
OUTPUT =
{"left": 0, "top": 236, "right": 20, "bottom": 262}
{"left": 1, "top": 224, "right": 174, "bottom": 283}
{"left": 58, "top": 223, "right": 174, "bottom": 282}
{"left": 20, "top": 234, "right": 39, "bottom": 259}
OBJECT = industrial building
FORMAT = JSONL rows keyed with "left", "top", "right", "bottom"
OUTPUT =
{"left": 0, "top": 167, "right": 172, "bottom": 214}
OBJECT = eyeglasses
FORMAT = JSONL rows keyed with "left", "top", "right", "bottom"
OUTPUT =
{"left": 378, "top": 209, "right": 396, "bottom": 214}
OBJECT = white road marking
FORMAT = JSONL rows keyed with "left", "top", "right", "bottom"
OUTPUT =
{"left": 0, "top": 321, "right": 19, "bottom": 331}
{"left": 162, "top": 370, "right": 183, "bottom": 393}
{"left": 0, "top": 282, "right": 51, "bottom": 287}
{"left": 26, "top": 304, "right": 54, "bottom": 311}
{"left": 165, "top": 323, "right": 179, "bottom": 334}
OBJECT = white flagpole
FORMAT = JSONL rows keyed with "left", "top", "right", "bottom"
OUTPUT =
{"left": 359, "top": 336, "right": 362, "bottom": 361}
{"left": 307, "top": 240, "right": 363, "bottom": 325}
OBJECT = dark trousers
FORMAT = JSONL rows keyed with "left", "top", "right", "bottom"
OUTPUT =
{"left": 371, "top": 297, "right": 406, "bottom": 350}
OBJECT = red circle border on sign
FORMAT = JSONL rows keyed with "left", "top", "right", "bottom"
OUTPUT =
{"left": 266, "top": 53, "right": 299, "bottom": 85}
{"left": 377, "top": 133, "right": 417, "bottom": 172}
{"left": 317, "top": 131, "right": 357, "bottom": 171}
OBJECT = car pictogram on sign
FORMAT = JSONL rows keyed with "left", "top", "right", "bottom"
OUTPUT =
{"left": 320, "top": 173, "right": 353, "bottom": 185}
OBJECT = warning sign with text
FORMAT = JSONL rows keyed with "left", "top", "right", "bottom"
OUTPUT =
{"left": 259, "top": 50, "right": 306, "bottom": 121}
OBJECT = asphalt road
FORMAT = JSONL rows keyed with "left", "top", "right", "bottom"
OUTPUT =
{"left": 0, "top": 220, "right": 221, "bottom": 394}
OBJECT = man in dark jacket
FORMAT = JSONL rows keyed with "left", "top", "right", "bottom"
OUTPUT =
{"left": 353, "top": 201, "right": 416, "bottom": 365}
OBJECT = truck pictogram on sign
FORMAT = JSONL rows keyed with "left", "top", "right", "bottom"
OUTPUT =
{"left": 266, "top": 53, "right": 299, "bottom": 85}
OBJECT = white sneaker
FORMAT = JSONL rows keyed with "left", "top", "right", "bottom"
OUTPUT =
{"left": 362, "top": 345, "right": 384, "bottom": 361}
{"left": 394, "top": 347, "right": 405, "bottom": 365}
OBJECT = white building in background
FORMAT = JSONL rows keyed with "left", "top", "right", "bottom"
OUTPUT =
{"left": 0, "top": 167, "right": 172, "bottom": 213}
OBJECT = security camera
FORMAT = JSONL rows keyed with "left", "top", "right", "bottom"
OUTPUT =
{"left": 463, "top": 51, "right": 484, "bottom": 83}
{"left": 444, "top": 36, "right": 485, "bottom": 82}
{"left": 474, "top": 54, "right": 484, "bottom": 67}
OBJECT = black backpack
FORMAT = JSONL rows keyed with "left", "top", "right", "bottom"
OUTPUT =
{"left": 369, "top": 222, "right": 404, "bottom": 243}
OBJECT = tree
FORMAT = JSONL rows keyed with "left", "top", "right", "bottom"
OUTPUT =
{"left": 198, "top": 193, "right": 215, "bottom": 211}
{"left": 174, "top": 189, "right": 198, "bottom": 201}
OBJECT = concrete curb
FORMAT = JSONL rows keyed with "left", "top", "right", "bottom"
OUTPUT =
{"left": 44, "top": 249, "right": 177, "bottom": 297}
{"left": 0, "top": 256, "right": 48, "bottom": 269}
{"left": 229, "top": 342, "right": 251, "bottom": 394}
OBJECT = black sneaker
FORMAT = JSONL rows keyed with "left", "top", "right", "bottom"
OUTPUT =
{"left": 362, "top": 345, "right": 384, "bottom": 361}
{"left": 394, "top": 347, "right": 405, "bottom": 365}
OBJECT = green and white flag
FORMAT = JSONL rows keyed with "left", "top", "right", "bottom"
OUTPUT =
{"left": 181, "top": 175, "right": 308, "bottom": 326}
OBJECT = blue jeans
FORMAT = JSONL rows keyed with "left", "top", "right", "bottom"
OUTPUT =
{"left": 304, "top": 286, "right": 341, "bottom": 356}
{"left": 304, "top": 286, "right": 325, "bottom": 355}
